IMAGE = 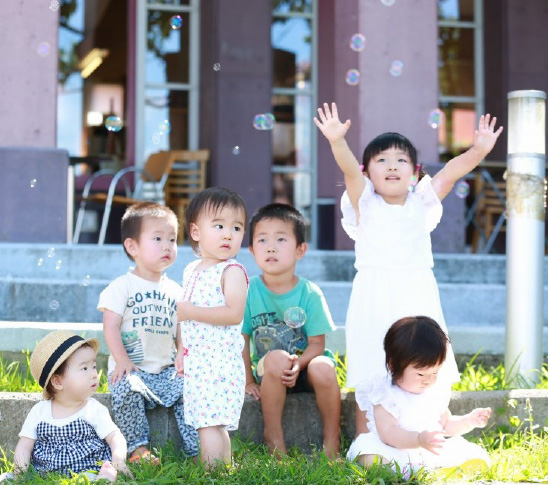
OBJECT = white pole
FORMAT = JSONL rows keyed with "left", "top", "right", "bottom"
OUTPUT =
{"left": 505, "top": 90, "right": 546, "bottom": 386}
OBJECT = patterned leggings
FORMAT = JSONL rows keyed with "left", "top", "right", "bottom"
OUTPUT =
{"left": 108, "top": 366, "right": 199, "bottom": 456}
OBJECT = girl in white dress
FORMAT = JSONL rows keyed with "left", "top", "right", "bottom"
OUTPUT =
{"left": 177, "top": 187, "right": 249, "bottom": 468}
{"left": 347, "top": 316, "right": 491, "bottom": 474}
{"left": 314, "top": 102, "right": 503, "bottom": 433}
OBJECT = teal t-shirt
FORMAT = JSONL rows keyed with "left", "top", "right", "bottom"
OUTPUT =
{"left": 242, "top": 275, "right": 336, "bottom": 369}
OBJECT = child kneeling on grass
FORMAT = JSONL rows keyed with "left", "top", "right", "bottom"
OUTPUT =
{"left": 347, "top": 315, "right": 491, "bottom": 475}
{"left": 10, "top": 331, "right": 131, "bottom": 482}
{"left": 242, "top": 203, "right": 341, "bottom": 458}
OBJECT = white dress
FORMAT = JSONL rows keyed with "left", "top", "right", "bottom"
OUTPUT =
{"left": 180, "top": 259, "right": 247, "bottom": 430}
{"left": 347, "top": 374, "right": 490, "bottom": 470}
{"left": 341, "top": 175, "right": 459, "bottom": 387}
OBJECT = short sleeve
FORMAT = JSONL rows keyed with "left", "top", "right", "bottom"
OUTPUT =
{"left": 86, "top": 399, "right": 119, "bottom": 439}
{"left": 354, "top": 373, "right": 400, "bottom": 420}
{"left": 19, "top": 401, "right": 44, "bottom": 440}
{"left": 303, "top": 282, "right": 336, "bottom": 337}
{"left": 97, "top": 276, "right": 128, "bottom": 315}
{"left": 340, "top": 177, "right": 375, "bottom": 240}
{"left": 414, "top": 175, "right": 443, "bottom": 232}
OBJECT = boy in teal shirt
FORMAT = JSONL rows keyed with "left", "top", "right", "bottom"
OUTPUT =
{"left": 242, "top": 204, "right": 340, "bottom": 458}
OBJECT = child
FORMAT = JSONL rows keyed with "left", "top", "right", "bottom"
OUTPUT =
{"left": 347, "top": 316, "right": 491, "bottom": 474}
{"left": 314, "top": 103, "right": 503, "bottom": 433}
{"left": 12, "top": 330, "right": 130, "bottom": 481}
{"left": 242, "top": 203, "right": 341, "bottom": 458}
{"left": 98, "top": 202, "right": 198, "bottom": 464}
{"left": 177, "top": 187, "right": 249, "bottom": 467}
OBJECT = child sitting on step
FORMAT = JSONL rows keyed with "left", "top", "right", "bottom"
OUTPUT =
{"left": 98, "top": 202, "right": 198, "bottom": 464}
{"left": 12, "top": 330, "right": 131, "bottom": 482}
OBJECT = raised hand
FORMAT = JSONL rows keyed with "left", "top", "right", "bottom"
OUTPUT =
{"left": 313, "top": 102, "right": 352, "bottom": 144}
{"left": 418, "top": 430, "right": 446, "bottom": 455}
{"left": 473, "top": 114, "right": 504, "bottom": 155}
{"left": 468, "top": 407, "right": 491, "bottom": 429}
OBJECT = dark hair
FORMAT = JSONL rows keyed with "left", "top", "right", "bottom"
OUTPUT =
{"left": 185, "top": 187, "right": 248, "bottom": 252}
{"left": 249, "top": 203, "right": 306, "bottom": 247}
{"left": 384, "top": 316, "right": 449, "bottom": 384}
{"left": 121, "top": 202, "right": 178, "bottom": 261}
{"left": 44, "top": 343, "right": 93, "bottom": 400}
{"left": 361, "top": 132, "right": 426, "bottom": 180}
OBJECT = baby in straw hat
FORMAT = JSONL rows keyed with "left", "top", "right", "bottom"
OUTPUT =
{"left": 11, "top": 331, "right": 132, "bottom": 481}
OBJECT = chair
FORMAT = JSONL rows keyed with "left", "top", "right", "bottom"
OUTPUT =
{"left": 73, "top": 151, "right": 178, "bottom": 245}
{"left": 472, "top": 172, "right": 506, "bottom": 253}
{"left": 164, "top": 150, "right": 210, "bottom": 244}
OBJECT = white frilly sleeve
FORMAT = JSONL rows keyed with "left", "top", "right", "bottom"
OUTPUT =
{"left": 340, "top": 177, "right": 375, "bottom": 240}
{"left": 414, "top": 174, "right": 443, "bottom": 232}
{"left": 354, "top": 373, "right": 400, "bottom": 420}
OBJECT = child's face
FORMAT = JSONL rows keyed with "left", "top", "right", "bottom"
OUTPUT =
{"left": 190, "top": 206, "right": 245, "bottom": 262}
{"left": 366, "top": 147, "right": 415, "bottom": 203}
{"left": 125, "top": 216, "right": 178, "bottom": 278}
{"left": 250, "top": 218, "right": 306, "bottom": 276}
{"left": 52, "top": 346, "right": 98, "bottom": 400}
{"left": 396, "top": 362, "right": 442, "bottom": 394}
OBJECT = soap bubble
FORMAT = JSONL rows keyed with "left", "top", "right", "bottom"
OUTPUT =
{"left": 253, "top": 113, "right": 276, "bottom": 131}
{"left": 345, "top": 69, "right": 360, "bottom": 86}
{"left": 232, "top": 146, "right": 240, "bottom": 155}
{"left": 49, "top": 300, "right": 59, "bottom": 310}
{"left": 158, "top": 120, "right": 171, "bottom": 133}
{"left": 381, "top": 0, "right": 396, "bottom": 5}
{"left": 105, "top": 116, "right": 123, "bottom": 132}
{"left": 350, "top": 34, "right": 366, "bottom": 52}
{"left": 37, "top": 258, "right": 44, "bottom": 267}
{"left": 170, "top": 15, "right": 183, "bottom": 30}
{"left": 428, "top": 109, "right": 445, "bottom": 129}
{"left": 213, "top": 63, "right": 221, "bottom": 71}
{"left": 30, "top": 179, "right": 37, "bottom": 188}
{"left": 389, "top": 60, "right": 404, "bottom": 76}
{"left": 49, "top": 0, "right": 60, "bottom": 11}
{"left": 47, "top": 248, "right": 55, "bottom": 258}
{"left": 82, "top": 275, "right": 91, "bottom": 287}
{"left": 284, "top": 307, "right": 307, "bottom": 329}
{"left": 37, "top": 42, "right": 50, "bottom": 57}
{"left": 455, "top": 180, "right": 470, "bottom": 199}
{"left": 55, "top": 260, "right": 62, "bottom": 270}
{"left": 151, "top": 132, "right": 163, "bottom": 145}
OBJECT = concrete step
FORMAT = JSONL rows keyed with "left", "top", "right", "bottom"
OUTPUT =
{"left": 5, "top": 243, "right": 548, "bottom": 284}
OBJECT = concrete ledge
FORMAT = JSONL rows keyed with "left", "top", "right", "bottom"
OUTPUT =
{"left": 1, "top": 390, "right": 546, "bottom": 455}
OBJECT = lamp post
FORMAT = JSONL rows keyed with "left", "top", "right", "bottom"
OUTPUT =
{"left": 505, "top": 90, "right": 546, "bottom": 385}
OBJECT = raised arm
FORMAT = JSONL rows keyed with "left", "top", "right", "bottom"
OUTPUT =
{"left": 177, "top": 265, "right": 248, "bottom": 326}
{"left": 432, "top": 114, "right": 503, "bottom": 200}
{"left": 314, "top": 102, "right": 365, "bottom": 210}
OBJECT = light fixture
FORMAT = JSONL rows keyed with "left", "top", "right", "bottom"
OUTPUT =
{"left": 79, "top": 48, "right": 109, "bottom": 79}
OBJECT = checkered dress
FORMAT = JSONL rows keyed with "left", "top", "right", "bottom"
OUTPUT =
{"left": 32, "top": 418, "right": 112, "bottom": 476}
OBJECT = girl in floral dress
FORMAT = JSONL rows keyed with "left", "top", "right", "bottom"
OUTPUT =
{"left": 177, "top": 187, "right": 249, "bottom": 467}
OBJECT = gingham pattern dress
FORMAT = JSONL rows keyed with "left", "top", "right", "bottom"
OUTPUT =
{"left": 180, "top": 259, "right": 248, "bottom": 430}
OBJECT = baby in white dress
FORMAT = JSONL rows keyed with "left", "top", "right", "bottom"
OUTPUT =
{"left": 347, "top": 316, "right": 491, "bottom": 474}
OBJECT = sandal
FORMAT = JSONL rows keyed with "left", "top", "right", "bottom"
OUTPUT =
{"left": 129, "top": 449, "right": 161, "bottom": 466}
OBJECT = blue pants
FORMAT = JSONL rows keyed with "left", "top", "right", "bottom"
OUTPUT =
{"left": 108, "top": 366, "right": 198, "bottom": 456}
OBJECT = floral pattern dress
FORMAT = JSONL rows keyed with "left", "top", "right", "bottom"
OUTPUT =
{"left": 180, "top": 258, "right": 248, "bottom": 430}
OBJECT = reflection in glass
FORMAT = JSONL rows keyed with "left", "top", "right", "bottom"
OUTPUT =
{"left": 438, "top": 102, "right": 476, "bottom": 162}
{"left": 272, "top": 18, "right": 311, "bottom": 88}
{"left": 438, "top": 27, "right": 474, "bottom": 97}
{"left": 437, "top": 0, "right": 474, "bottom": 21}
{"left": 273, "top": 0, "right": 312, "bottom": 14}
{"left": 146, "top": 10, "right": 190, "bottom": 84}
{"left": 144, "top": 89, "right": 188, "bottom": 159}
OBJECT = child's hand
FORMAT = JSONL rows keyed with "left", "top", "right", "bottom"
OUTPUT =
{"left": 112, "top": 459, "right": 134, "bottom": 479}
{"left": 281, "top": 355, "right": 300, "bottom": 388}
{"left": 418, "top": 430, "right": 446, "bottom": 455}
{"left": 110, "top": 358, "right": 138, "bottom": 384}
{"left": 174, "top": 349, "right": 185, "bottom": 377}
{"left": 468, "top": 407, "right": 491, "bottom": 429}
{"left": 177, "top": 301, "right": 194, "bottom": 322}
{"left": 313, "top": 102, "right": 352, "bottom": 144}
{"left": 245, "top": 381, "right": 261, "bottom": 400}
{"left": 473, "top": 114, "right": 503, "bottom": 156}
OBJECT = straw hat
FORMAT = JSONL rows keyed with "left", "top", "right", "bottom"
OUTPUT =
{"left": 30, "top": 330, "right": 100, "bottom": 396}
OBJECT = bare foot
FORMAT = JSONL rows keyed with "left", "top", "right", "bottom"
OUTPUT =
{"left": 323, "top": 440, "right": 340, "bottom": 460}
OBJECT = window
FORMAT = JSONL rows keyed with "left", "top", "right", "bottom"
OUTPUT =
{"left": 437, "top": 0, "right": 483, "bottom": 161}
{"left": 136, "top": 0, "right": 200, "bottom": 165}
{"left": 271, "top": 0, "right": 317, "bottom": 244}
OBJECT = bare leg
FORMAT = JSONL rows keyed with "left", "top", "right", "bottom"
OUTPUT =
{"left": 198, "top": 426, "right": 231, "bottom": 468}
{"left": 260, "top": 350, "right": 293, "bottom": 455}
{"left": 355, "top": 404, "right": 369, "bottom": 438}
{"left": 358, "top": 454, "right": 389, "bottom": 467}
{"left": 307, "top": 356, "right": 341, "bottom": 459}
